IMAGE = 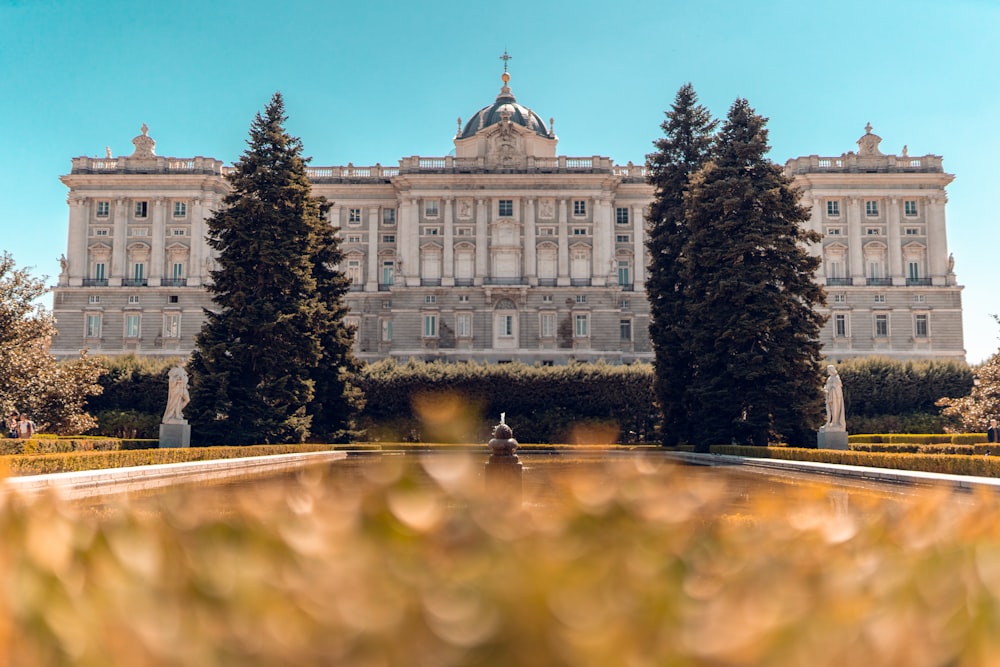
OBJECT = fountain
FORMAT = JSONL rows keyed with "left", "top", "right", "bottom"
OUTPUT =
{"left": 485, "top": 412, "right": 522, "bottom": 502}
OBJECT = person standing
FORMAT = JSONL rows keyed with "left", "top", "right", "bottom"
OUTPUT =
{"left": 988, "top": 418, "right": 1000, "bottom": 444}
{"left": 17, "top": 414, "right": 35, "bottom": 439}
{"left": 7, "top": 412, "right": 18, "bottom": 439}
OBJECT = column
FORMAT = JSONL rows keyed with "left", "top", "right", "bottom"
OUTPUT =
{"left": 149, "top": 197, "right": 166, "bottom": 286}
{"left": 557, "top": 199, "right": 569, "bottom": 286}
{"left": 189, "top": 197, "right": 204, "bottom": 286}
{"left": 67, "top": 196, "right": 89, "bottom": 286}
{"left": 475, "top": 198, "right": 488, "bottom": 286}
{"left": 631, "top": 204, "right": 645, "bottom": 288}
{"left": 887, "top": 197, "right": 903, "bottom": 285}
{"left": 443, "top": 198, "right": 455, "bottom": 286}
{"left": 592, "top": 196, "right": 612, "bottom": 287}
{"left": 847, "top": 197, "right": 864, "bottom": 285}
{"left": 808, "top": 198, "right": 823, "bottom": 259}
{"left": 111, "top": 198, "right": 128, "bottom": 286}
{"left": 399, "top": 199, "right": 420, "bottom": 287}
{"left": 524, "top": 198, "right": 537, "bottom": 285}
{"left": 927, "top": 196, "right": 948, "bottom": 285}
{"left": 366, "top": 204, "right": 380, "bottom": 291}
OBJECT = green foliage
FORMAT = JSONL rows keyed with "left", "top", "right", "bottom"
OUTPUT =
{"left": 357, "top": 359, "right": 657, "bottom": 444}
{"left": 645, "top": 83, "right": 717, "bottom": 446}
{"left": 86, "top": 355, "right": 176, "bottom": 416}
{"left": 938, "top": 350, "right": 1000, "bottom": 432}
{"left": 836, "top": 357, "right": 973, "bottom": 424}
{"left": 0, "top": 252, "right": 105, "bottom": 433}
{"left": 671, "top": 98, "right": 825, "bottom": 448}
{"left": 847, "top": 411, "right": 949, "bottom": 435}
{"left": 188, "top": 93, "right": 361, "bottom": 445}
{"left": 93, "top": 410, "right": 162, "bottom": 439}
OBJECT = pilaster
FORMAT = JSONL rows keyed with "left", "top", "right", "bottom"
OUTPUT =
{"left": 67, "top": 196, "right": 88, "bottom": 286}
{"left": 366, "top": 204, "right": 380, "bottom": 291}
{"left": 111, "top": 197, "right": 128, "bottom": 286}
{"left": 631, "top": 204, "right": 645, "bottom": 288}
{"left": 557, "top": 198, "right": 569, "bottom": 286}
{"left": 475, "top": 198, "right": 488, "bottom": 286}
{"left": 847, "top": 197, "right": 864, "bottom": 285}
{"left": 524, "top": 198, "right": 537, "bottom": 285}
{"left": 927, "top": 196, "right": 948, "bottom": 285}
{"left": 149, "top": 197, "right": 165, "bottom": 286}
{"left": 189, "top": 197, "right": 204, "bottom": 286}
{"left": 443, "top": 197, "right": 455, "bottom": 286}
{"left": 887, "top": 197, "right": 904, "bottom": 285}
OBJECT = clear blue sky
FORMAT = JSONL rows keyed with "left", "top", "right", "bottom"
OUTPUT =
{"left": 2, "top": 0, "right": 997, "bottom": 362}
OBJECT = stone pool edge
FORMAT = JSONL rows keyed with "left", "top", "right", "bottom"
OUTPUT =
{"left": 1, "top": 450, "right": 349, "bottom": 500}
{"left": 665, "top": 451, "right": 1000, "bottom": 492}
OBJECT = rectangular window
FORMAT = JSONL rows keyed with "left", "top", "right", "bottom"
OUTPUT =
{"left": 826, "top": 228, "right": 842, "bottom": 236}
{"left": 908, "top": 261, "right": 920, "bottom": 280}
{"left": 458, "top": 295, "right": 469, "bottom": 303}
{"left": 573, "top": 200, "right": 586, "bottom": 217}
{"left": 620, "top": 319, "right": 632, "bottom": 341}
{"left": 134, "top": 201, "right": 148, "bottom": 218}
{"left": 424, "top": 200, "right": 439, "bottom": 218}
{"left": 346, "top": 235, "right": 362, "bottom": 244}
{"left": 422, "top": 227, "right": 440, "bottom": 236}
{"left": 914, "top": 314, "right": 929, "bottom": 338}
{"left": 498, "top": 314, "right": 514, "bottom": 337}
{"left": 575, "top": 295, "right": 587, "bottom": 304}
{"left": 128, "top": 295, "right": 140, "bottom": 304}
{"left": 538, "top": 227, "right": 554, "bottom": 236}
{"left": 617, "top": 261, "right": 631, "bottom": 286}
{"left": 540, "top": 313, "right": 556, "bottom": 338}
{"left": 163, "top": 314, "right": 180, "bottom": 338}
{"left": 125, "top": 314, "right": 141, "bottom": 338}
{"left": 904, "top": 200, "right": 918, "bottom": 217}
{"left": 574, "top": 314, "right": 589, "bottom": 337}
{"left": 133, "top": 263, "right": 145, "bottom": 281}
{"left": 833, "top": 294, "right": 847, "bottom": 303}
{"left": 498, "top": 200, "right": 513, "bottom": 217}
{"left": 573, "top": 228, "right": 588, "bottom": 236}
{"left": 914, "top": 295, "right": 925, "bottom": 303}
{"left": 381, "top": 319, "right": 393, "bottom": 342}
{"left": 94, "top": 263, "right": 106, "bottom": 281}
{"left": 827, "top": 200, "right": 840, "bottom": 217}
{"left": 620, "top": 298, "right": 630, "bottom": 309}
{"left": 874, "top": 294, "right": 886, "bottom": 303}
{"left": 616, "top": 234, "right": 630, "bottom": 243}
{"left": 96, "top": 201, "right": 110, "bottom": 217}
{"left": 172, "top": 263, "right": 184, "bottom": 281}
{"left": 542, "top": 295, "right": 553, "bottom": 303}
{"left": 865, "top": 200, "right": 879, "bottom": 217}
{"left": 95, "top": 228, "right": 110, "bottom": 236}
{"left": 615, "top": 207, "right": 629, "bottom": 225}
{"left": 874, "top": 314, "right": 889, "bottom": 338}
{"left": 456, "top": 313, "right": 472, "bottom": 338}
{"left": 347, "top": 260, "right": 362, "bottom": 285}
{"left": 168, "top": 295, "right": 179, "bottom": 304}
{"left": 173, "top": 201, "right": 187, "bottom": 218}
{"left": 425, "top": 295, "right": 437, "bottom": 304}
{"left": 382, "top": 234, "right": 396, "bottom": 243}
{"left": 866, "top": 228, "right": 881, "bottom": 235}
{"left": 834, "top": 314, "right": 847, "bottom": 338}
{"left": 88, "top": 295, "right": 101, "bottom": 304}
{"left": 382, "top": 208, "right": 396, "bottom": 225}
{"left": 382, "top": 300, "right": 392, "bottom": 309}
{"left": 349, "top": 208, "right": 362, "bottom": 223}
{"left": 85, "top": 314, "right": 101, "bottom": 338}
{"left": 423, "top": 314, "right": 438, "bottom": 338}
{"left": 171, "top": 228, "right": 186, "bottom": 236}
{"left": 381, "top": 262, "right": 394, "bottom": 286}
{"left": 905, "top": 228, "right": 919, "bottom": 236}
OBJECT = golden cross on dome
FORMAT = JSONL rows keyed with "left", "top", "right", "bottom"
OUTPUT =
{"left": 499, "top": 49, "right": 512, "bottom": 72}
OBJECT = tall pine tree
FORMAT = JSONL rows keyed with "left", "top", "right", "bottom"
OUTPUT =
{"left": 680, "top": 98, "right": 825, "bottom": 448}
{"left": 187, "top": 93, "right": 360, "bottom": 445}
{"left": 645, "top": 84, "right": 717, "bottom": 446}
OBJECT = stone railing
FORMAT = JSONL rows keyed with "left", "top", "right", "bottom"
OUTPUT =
{"left": 785, "top": 153, "right": 945, "bottom": 176}
{"left": 306, "top": 164, "right": 399, "bottom": 179}
{"left": 71, "top": 155, "right": 226, "bottom": 175}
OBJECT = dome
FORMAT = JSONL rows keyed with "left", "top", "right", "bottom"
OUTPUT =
{"left": 459, "top": 72, "right": 553, "bottom": 140}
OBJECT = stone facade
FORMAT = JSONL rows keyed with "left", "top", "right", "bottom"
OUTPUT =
{"left": 50, "top": 76, "right": 964, "bottom": 363}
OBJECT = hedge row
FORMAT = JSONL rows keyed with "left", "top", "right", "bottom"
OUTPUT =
{"left": 0, "top": 437, "right": 156, "bottom": 456}
{"left": 848, "top": 433, "right": 986, "bottom": 445}
{"left": 1, "top": 444, "right": 340, "bottom": 477}
{"left": 710, "top": 445, "right": 1000, "bottom": 477}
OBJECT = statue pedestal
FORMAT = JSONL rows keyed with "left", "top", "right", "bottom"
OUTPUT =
{"left": 817, "top": 427, "right": 848, "bottom": 450}
{"left": 159, "top": 422, "right": 191, "bottom": 448}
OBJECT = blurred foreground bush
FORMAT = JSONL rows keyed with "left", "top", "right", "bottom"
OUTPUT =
{"left": 3, "top": 455, "right": 1000, "bottom": 665}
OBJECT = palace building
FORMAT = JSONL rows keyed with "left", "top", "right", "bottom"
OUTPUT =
{"left": 50, "top": 68, "right": 965, "bottom": 363}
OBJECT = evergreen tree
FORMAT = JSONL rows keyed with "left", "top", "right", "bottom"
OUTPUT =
{"left": 679, "top": 99, "right": 825, "bottom": 448}
{"left": 645, "top": 84, "right": 717, "bottom": 446}
{"left": 188, "top": 93, "right": 360, "bottom": 445}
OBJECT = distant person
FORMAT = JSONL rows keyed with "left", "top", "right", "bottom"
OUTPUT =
{"left": 988, "top": 418, "right": 1000, "bottom": 444}
{"left": 17, "top": 414, "right": 35, "bottom": 439}
{"left": 7, "top": 412, "right": 18, "bottom": 439}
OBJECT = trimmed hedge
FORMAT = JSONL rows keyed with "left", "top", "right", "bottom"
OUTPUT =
{"left": 710, "top": 444, "right": 1000, "bottom": 478}
{"left": 848, "top": 433, "right": 987, "bottom": 445}
{"left": 0, "top": 437, "right": 157, "bottom": 456}
{"left": 1, "top": 444, "right": 340, "bottom": 477}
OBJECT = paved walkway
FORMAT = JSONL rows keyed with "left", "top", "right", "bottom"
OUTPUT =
{"left": 1, "top": 450, "right": 348, "bottom": 500}
{"left": 664, "top": 450, "right": 1000, "bottom": 492}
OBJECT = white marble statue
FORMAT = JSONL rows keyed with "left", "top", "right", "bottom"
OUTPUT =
{"left": 823, "top": 365, "right": 845, "bottom": 431}
{"left": 162, "top": 365, "right": 191, "bottom": 424}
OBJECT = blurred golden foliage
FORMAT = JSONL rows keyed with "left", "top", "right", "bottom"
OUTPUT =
{"left": 1, "top": 455, "right": 1000, "bottom": 666}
